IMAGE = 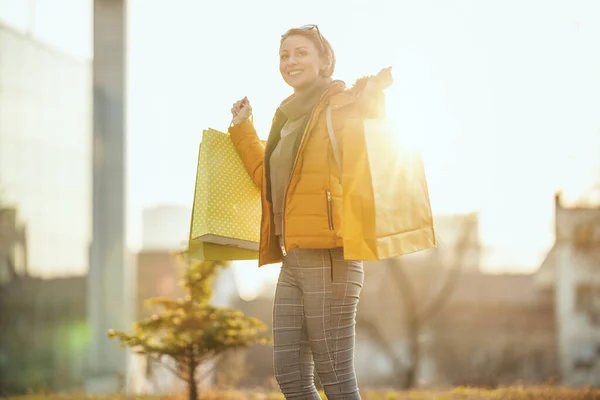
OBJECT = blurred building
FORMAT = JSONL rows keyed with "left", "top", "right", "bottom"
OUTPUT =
{"left": 430, "top": 272, "right": 557, "bottom": 386}
{"left": 142, "top": 205, "right": 191, "bottom": 251}
{"left": 390, "top": 212, "right": 482, "bottom": 275}
{"left": 136, "top": 204, "right": 191, "bottom": 324}
{"left": 350, "top": 194, "right": 600, "bottom": 389}
{"left": 429, "top": 212, "right": 483, "bottom": 271}
{"left": 536, "top": 192, "right": 600, "bottom": 386}
{"left": 354, "top": 268, "right": 557, "bottom": 388}
{"left": 138, "top": 203, "right": 237, "bottom": 309}
{"left": 0, "top": 22, "right": 92, "bottom": 278}
{"left": 0, "top": 207, "right": 28, "bottom": 283}
{"left": 86, "top": 0, "right": 131, "bottom": 393}
{"left": 0, "top": 273, "right": 87, "bottom": 393}
{"left": 0, "top": 21, "right": 91, "bottom": 394}
{"left": 352, "top": 211, "right": 558, "bottom": 387}
{"left": 139, "top": 203, "right": 239, "bottom": 307}
{"left": 136, "top": 250, "right": 185, "bottom": 320}
{"left": 0, "top": 207, "right": 88, "bottom": 393}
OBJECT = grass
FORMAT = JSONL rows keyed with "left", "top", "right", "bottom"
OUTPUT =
{"left": 6, "top": 386, "right": 600, "bottom": 400}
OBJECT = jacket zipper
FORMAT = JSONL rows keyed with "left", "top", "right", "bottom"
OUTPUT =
{"left": 280, "top": 96, "right": 331, "bottom": 256}
{"left": 326, "top": 189, "right": 334, "bottom": 231}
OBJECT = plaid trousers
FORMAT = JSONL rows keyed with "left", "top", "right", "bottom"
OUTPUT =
{"left": 273, "top": 247, "right": 364, "bottom": 400}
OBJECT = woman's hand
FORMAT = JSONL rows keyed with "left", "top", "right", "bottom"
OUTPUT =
{"left": 364, "top": 67, "right": 393, "bottom": 95}
{"left": 361, "top": 67, "right": 393, "bottom": 118}
{"left": 231, "top": 96, "right": 253, "bottom": 125}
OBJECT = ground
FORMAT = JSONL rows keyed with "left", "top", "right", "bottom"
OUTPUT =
{"left": 6, "top": 386, "right": 600, "bottom": 400}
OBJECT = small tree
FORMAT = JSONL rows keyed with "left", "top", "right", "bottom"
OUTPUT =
{"left": 108, "top": 258, "right": 270, "bottom": 400}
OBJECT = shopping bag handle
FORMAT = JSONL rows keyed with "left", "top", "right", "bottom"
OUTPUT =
{"left": 325, "top": 105, "right": 342, "bottom": 184}
{"left": 229, "top": 114, "right": 254, "bottom": 128}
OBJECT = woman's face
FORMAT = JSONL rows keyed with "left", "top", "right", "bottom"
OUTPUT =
{"left": 279, "top": 35, "right": 326, "bottom": 91}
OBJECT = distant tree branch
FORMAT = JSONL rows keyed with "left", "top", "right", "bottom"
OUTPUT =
{"left": 416, "top": 258, "right": 462, "bottom": 326}
{"left": 147, "top": 354, "right": 188, "bottom": 382}
{"left": 355, "top": 313, "right": 405, "bottom": 375}
{"left": 416, "top": 216, "right": 476, "bottom": 326}
{"left": 386, "top": 258, "right": 418, "bottom": 324}
{"left": 360, "top": 215, "right": 478, "bottom": 389}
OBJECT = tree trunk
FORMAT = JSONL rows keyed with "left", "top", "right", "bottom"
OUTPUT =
{"left": 188, "top": 353, "right": 198, "bottom": 400}
{"left": 387, "top": 260, "right": 419, "bottom": 389}
{"left": 404, "top": 316, "right": 420, "bottom": 389}
{"left": 188, "top": 373, "right": 198, "bottom": 400}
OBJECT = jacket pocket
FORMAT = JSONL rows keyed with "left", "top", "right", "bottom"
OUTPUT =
{"left": 326, "top": 189, "right": 334, "bottom": 231}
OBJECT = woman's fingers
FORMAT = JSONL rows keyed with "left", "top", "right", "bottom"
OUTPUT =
{"left": 231, "top": 99, "right": 244, "bottom": 116}
{"left": 231, "top": 98, "right": 252, "bottom": 124}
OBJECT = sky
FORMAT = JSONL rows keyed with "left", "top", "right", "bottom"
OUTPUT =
{"left": 1, "top": 0, "right": 599, "bottom": 292}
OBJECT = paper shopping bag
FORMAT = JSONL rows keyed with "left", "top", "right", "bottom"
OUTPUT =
{"left": 328, "top": 111, "right": 436, "bottom": 260}
{"left": 186, "top": 239, "right": 258, "bottom": 261}
{"left": 189, "top": 129, "right": 261, "bottom": 256}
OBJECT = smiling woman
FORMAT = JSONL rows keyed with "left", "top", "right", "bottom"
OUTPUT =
{"left": 278, "top": 24, "right": 335, "bottom": 92}
{"left": 226, "top": 24, "right": 400, "bottom": 400}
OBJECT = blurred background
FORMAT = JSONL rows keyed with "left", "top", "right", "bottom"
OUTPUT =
{"left": 0, "top": 0, "right": 599, "bottom": 395}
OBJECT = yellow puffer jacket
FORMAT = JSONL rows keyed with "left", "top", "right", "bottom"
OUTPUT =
{"left": 229, "top": 77, "right": 385, "bottom": 267}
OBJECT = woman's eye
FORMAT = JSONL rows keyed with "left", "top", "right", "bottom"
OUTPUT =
{"left": 280, "top": 54, "right": 289, "bottom": 61}
{"left": 297, "top": 50, "right": 307, "bottom": 57}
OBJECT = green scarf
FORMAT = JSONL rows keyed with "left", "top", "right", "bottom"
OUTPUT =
{"left": 279, "top": 78, "right": 331, "bottom": 121}
{"left": 264, "top": 77, "right": 332, "bottom": 203}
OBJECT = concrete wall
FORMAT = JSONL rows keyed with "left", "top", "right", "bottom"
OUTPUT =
{"left": 554, "top": 196, "right": 600, "bottom": 386}
{"left": 86, "top": 0, "right": 131, "bottom": 393}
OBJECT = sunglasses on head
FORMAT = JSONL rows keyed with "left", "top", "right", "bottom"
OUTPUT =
{"left": 284, "top": 24, "right": 325, "bottom": 47}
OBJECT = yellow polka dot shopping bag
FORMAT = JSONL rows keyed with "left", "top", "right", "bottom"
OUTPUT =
{"left": 187, "top": 128, "right": 261, "bottom": 261}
